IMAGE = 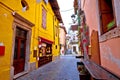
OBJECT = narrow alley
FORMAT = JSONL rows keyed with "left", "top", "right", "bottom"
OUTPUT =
{"left": 16, "top": 55, "right": 80, "bottom": 80}
{"left": 1, "top": 0, "right": 120, "bottom": 80}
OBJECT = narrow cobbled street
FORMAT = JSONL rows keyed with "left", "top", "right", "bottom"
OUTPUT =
{"left": 16, "top": 55, "right": 80, "bottom": 80}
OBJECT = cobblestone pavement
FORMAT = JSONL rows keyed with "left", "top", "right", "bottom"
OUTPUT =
{"left": 16, "top": 55, "right": 80, "bottom": 80}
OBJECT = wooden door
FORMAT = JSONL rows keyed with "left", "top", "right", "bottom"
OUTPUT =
{"left": 91, "top": 30, "right": 101, "bottom": 65}
{"left": 13, "top": 27, "right": 27, "bottom": 75}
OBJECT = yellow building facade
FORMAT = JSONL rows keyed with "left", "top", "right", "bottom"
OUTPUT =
{"left": 0, "top": 0, "right": 62, "bottom": 80}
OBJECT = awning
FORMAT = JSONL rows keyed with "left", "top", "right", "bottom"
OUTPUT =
{"left": 38, "top": 37, "right": 53, "bottom": 44}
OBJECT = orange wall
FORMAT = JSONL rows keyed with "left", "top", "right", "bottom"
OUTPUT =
{"left": 82, "top": 0, "right": 101, "bottom": 63}
{"left": 82, "top": 0, "right": 120, "bottom": 76}
{"left": 82, "top": 0, "right": 100, "bottom": 35}
{"left": 59, "top": 28, "right": 66, "bottom": 45}
{"left": 100, "top": 38, "right": 120, "bottom": 76}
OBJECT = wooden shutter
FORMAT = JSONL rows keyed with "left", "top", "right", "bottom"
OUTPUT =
{"left": 99, "top": 0, "right": 114, "bottom": 34}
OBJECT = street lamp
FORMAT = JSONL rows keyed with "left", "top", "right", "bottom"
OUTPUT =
{"left": 71, "top": 14, "right": 78, "bottom": 24}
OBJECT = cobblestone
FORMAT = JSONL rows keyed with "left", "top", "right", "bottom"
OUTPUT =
{"left": 16, "top": 56, "right": 80, "bottom": 80}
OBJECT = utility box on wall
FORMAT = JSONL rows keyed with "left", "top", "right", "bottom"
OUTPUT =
{"left": 0, "top": 46, "right": 5, "bottom": 56}
{"left": 33, "top": 50, "right": 37, "bottom": 57}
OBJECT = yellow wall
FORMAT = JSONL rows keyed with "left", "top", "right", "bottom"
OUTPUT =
{"left": 0, "top": 0, "right": 36, "bottom": 79}
{"left": 0, "top": 3, "right": 13, "bottom": 80}
{"left": 33, "top": 1, "right": 60, "bottom": 58}
{"left": 1, "top": 0, "right": 36, "bottom": 62}
{"left": 52, "top": 19, "right": 60, "bottom": 57}
{"left": 1, "top": 0, "right": 35, "bottom": 23}
{"left": 38, "top": 1, "right": 54, "bottom": 40}
{"left": 0, "top": 0, "right": 61, "bottom": 79}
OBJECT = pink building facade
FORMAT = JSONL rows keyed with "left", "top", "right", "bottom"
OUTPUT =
{"left": 76, "top": 0, "right": 120, "bottom": 77}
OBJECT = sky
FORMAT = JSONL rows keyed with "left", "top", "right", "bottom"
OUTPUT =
{"left": 57, "top": 0, "right": 74, "bottom": 33}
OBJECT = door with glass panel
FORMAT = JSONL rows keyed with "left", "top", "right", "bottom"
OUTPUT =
{"left": 13, "top": 27, "right": 27, "bottom": 75}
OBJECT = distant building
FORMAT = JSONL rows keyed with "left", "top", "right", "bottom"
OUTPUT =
{"left": 59, "top": 25, "right": 67, "bottom": 55}
{"left": 67, "top": 24, "right": 80, "bottom": 55}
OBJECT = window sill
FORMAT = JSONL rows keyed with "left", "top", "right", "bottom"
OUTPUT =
{"left": 99, "top": 27, "right": 120, "bottom": 42}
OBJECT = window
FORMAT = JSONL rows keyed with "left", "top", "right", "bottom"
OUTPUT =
{"left": 42, "top": 6, "right": 47, "bottom": 29}
{"left": 60, "top": 44, "right": 62, "bottom": 49}
{"left": 56, "top": 45, "right": 57, "bottom": 49}
{"left": 21, "top": 0, "right": 29, "bottom": 11}
{"left": 99, "top": 0, "right": 116, "bottom": 34}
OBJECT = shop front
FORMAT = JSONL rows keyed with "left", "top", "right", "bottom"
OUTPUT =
{"left": 38, "top": 37, "right": 53, "bottom": 67}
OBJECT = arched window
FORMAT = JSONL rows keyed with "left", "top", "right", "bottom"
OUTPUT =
{"left": 21, "top": 0, "right": 29, "bottom": 11}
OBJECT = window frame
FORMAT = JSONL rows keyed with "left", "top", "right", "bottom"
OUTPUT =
{"left": 99, "top": 0, "right": 116, "bottom": 35}
{"left": 42, "top": 6, "right": 47, "bottom": 29}
{"left": 98, "top": 0, "right": 120, "bottom": 42}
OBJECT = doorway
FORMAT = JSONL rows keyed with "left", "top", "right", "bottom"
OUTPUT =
{"left": 11, "top": 13, "right": 34, "bottom": 79}
{"left": 73, "top": 46, "right": 76, "bottom": 52}
{"left": 13, "top": 27, "right": 27, "bottom": 75}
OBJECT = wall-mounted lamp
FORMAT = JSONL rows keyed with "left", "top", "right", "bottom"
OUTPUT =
{"left": 71, "top": 14, "right": 76, "bottom": 23}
